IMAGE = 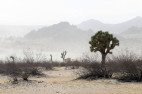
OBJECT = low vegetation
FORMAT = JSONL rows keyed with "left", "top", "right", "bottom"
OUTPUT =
{"left": 77, "top": 30, "right": 142, "bottom": 82}
{"left": 76, "top": 51, "right": 142, "bottom": 82}
{"left": 108, "top": 53, "right": 142, "bottom": 82}
{"left": 0, "top": 60, "right": 52, "bottom": 82}
{"left": 0, "top": 30, "right": 141, "bottom": 84}
{"left": 0, "top": 51, "right": 141, "bottom": 83}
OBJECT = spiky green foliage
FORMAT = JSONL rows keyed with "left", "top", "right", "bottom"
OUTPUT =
{"left": 89, "top": 30, "right": 119, "bottom": 55}
{"left": 89, "top": 30, "right": 119, "bottom": 78}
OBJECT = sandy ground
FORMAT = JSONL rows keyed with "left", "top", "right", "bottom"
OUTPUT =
{"left": 0, "top": 67, "right": 142, "bottom": 94}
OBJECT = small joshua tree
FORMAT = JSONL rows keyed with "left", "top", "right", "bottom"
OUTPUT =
{"left": 50, "top": 54, "right": 53, "bottom": 63}
{"left": 89, "top": 30, "right": 119, "bottom": 77}
{"left": 61, "top": 51, "right": 67, "bottom": 62}
{"left": 10, "top": 56, "right": 15, "bottom": 63}
{"left": 9, "top": 56, "right": 19, "bottom": 82}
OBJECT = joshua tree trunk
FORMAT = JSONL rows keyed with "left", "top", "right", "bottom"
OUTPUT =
{"left": 50, "top": 54, "right": 52, "bottom": 63}
{"left": 101, "top": 54, "right": 107, "bottom": 77}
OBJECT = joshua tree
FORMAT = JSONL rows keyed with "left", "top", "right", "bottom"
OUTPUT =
{"left": 10, "top": 56, "right": 15, "bottom": 63}
{"left": 61, "top": 51, "right": 67, "bottom": 62}
{"left": 50, "top": 54, "right": 52, "bottom": 63}
{"left": 9, "top": 56, "right": 19, "bottom": 82}
{"left": 89, "top": 30, "right": 119, "bottom": 77}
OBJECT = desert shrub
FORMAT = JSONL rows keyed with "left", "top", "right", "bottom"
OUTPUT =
{"left": 41, "top": 62, "right": 53, "bottom": 70}
{"left": 0, "top": 62, "right": 7, "bottom": 74}
{"left": 4, "top": 62, "right": 20, "bottom": 82}
{"left": 77, "top": 62, "right": 109, "bottom": 80}
{"left": 0, "top": 49, "right": 54, "bottom": 82}
{"left": 107, "top": 51, "right": 142, "bottom": 82}
{"left": 21, "top": 72, "right": 30, "bottom": 81}
{"left": 77, "top": 52, "right": 112, "bottom": 80}
{"left": 68, "top": 61, "right": 82, "bottom": 69}
{"left": 48, "top": 60, "right": 83, "bottom": 69}
{"left": 30, "top": 67, "right": 42, "bottom": 76}
{"left": 76, "top": 50, "right": 142, "bottom": 81}
{"left": 76, "top": 52, "right": 110, "bottom": 79}
{"left": 0, "top": 61, "right": 53, "bottom": 82}
{"left": 62, "top": 61, "right": 83, "bottom": 69}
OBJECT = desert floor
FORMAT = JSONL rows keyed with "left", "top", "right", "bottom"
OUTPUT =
{"left": 0, "top": 67, "right": 142, "bottom": 94}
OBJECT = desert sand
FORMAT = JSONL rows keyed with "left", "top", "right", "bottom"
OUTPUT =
{"left": 0, "top": 67, "right": 142, "bottom": 94}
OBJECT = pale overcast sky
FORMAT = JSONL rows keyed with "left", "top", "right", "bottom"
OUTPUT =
{"left": 0, "top": 0, "right": 141, "bottom": 25}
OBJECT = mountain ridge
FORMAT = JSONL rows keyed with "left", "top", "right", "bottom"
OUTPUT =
{"left": 77, "top": 16, "right": 142, "bottom": 33}
{"left": 25, "top": 22, "right": 94, "bottom": 42}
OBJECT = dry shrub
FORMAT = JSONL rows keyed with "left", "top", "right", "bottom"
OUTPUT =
{"left": 77, "top": 50, "right": 142, "bottom": 81}
{"left": 108, "top": 51, "right": 142, "bottom": 82}
{"left": 0, "top": 54, "right": 52, "bottom": 82}
{"left": 77, "top": 62, "right": 104, "bottom": 80}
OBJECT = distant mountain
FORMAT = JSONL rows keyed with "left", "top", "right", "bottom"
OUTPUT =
{"left": 77, "top": 19, "right": 106, "bottom": 31}
{"left": 78, "top": 16, "right": 142, "bottom": 34}
{"left": 121, "top": 26, "right": 142, "bottom": 34}
{"left": 24, "top": 22, "right": 94, "bottom": 52}
{"left": 118, "top": 16, "right": 142, "bottom": 28}
{"left": 0, "top": 25, "right": 42, "bottom": 37}
{"left": 25, "top": 22, "right": 93, "bottom": 42}
{"left": 119, "top": 26, "right": 142, "bottom": 39}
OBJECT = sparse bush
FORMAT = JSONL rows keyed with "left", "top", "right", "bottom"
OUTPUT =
{"left": 0, "top": 57, "right": 53, "bottom": 82}
{"left": 77, "top": 62, "right": 104, "bottom": 80}
{"left": 30, "top": 67, "right": 42, "bottom": 76}
{"left": 22, "top": 73, "right": 30, "bottom": 81}
{"left": 0, "top": 49, "right": 141, "bottom": 83}
{"left": 76, "top": 49, "right": 142, "bottom": 82}
{"left": 107, "top": 51, "right": 142, "bottom": 82}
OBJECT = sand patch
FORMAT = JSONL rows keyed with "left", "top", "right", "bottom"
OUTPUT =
{"left": 0, "top": 67, "right": 142, "bottom": 94}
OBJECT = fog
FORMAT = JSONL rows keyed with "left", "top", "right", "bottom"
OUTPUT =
{"left": 0, "top": 0, "right": 141, "bottom": 61}
{"left": 0, "top": 17, "right": 142, "bottom": 61}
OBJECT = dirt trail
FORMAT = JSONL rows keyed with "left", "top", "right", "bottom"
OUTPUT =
{"left": 0, "top": 67, "right": 142, "bottom": 94}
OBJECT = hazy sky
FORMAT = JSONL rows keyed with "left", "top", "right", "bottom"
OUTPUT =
{"left": 0, "top": 0, "right": 142, "bottom": 25}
